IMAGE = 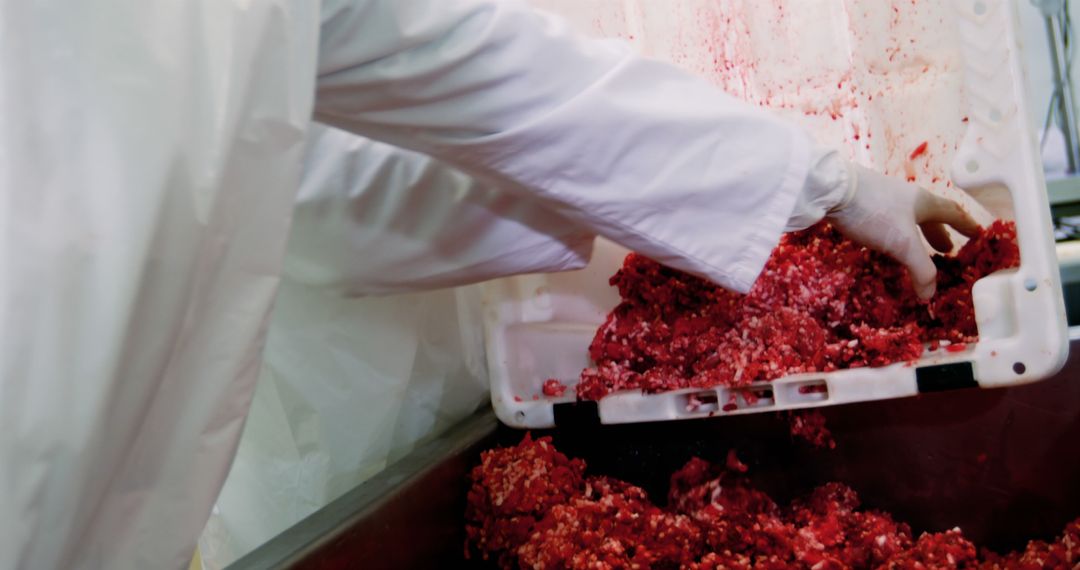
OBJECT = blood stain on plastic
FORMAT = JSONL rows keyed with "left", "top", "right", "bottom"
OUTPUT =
{"left": 909, "top": 141, "right": 929, "bottom": 159}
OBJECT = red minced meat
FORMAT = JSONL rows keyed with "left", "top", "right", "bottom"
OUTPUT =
{"left": 467, "top": 435, "right": 1075, "bottom": 569}
{"left": 788, "top": 410, "right": 837, "bottom": 450}
{"left": 878, "top": 529, "right": 979, "bottom": 569}
{"left": 980, "top": 518, "right": 1080, "bottom": 569}
{"left": 785, "top": 482, "right": 913, "bottom": 568}
{"left": 517, "top": 476, "right": 703, "bottom": 569}
{"left": 464, "top": 434, "right": 585, "bottom": 562}
{"left": 577, "top": 221, "right": 1020, "bottom": 401}
{"left": 542, "top": 379, "right": 568, "bottom": 397}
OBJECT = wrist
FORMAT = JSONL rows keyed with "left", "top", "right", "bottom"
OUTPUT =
{"left": 784, "top": 147, "right": 853, "bottom": 231}
{"left": 827, "top": 159, "right": 858, "bottom": 215}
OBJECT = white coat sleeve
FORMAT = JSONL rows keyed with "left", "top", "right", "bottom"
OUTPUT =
{"left": 314, "top": 0, "right": 844, "bottom": 292}
{"left": 288, "top": 124, "right": 595, "bottom": 295}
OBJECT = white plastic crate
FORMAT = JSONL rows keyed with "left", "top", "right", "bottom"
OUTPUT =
{"left": 483, "top": 0, "right": 1069, "bottom": 428}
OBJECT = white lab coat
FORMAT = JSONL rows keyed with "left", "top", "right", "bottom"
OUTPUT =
{"left": 286, "top": 124, "right": 597, "bottom": 295}
{"left": 1, "top": 0, "right": 833, "bottom": 568}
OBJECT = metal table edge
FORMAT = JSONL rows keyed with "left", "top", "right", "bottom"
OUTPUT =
{"left": 226, "top": 407, "right": 499, "bottom": 570}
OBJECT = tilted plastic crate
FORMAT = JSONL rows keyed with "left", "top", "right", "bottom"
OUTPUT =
{"left": 483, "top": 0, "right": 1068, "bottom": 428}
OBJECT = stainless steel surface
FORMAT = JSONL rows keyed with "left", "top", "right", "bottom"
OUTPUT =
{"left": 227, "top": 408, "right": 500, "bottom": 570}
{"left": 236, "top": 335, "right": 1080, "bottom": 569}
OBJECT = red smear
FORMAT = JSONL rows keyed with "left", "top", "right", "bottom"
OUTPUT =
{"left": 909, "top": 141, "right": 929, "bottom": 160}
{"left": 945, "top": 342, "right": 967, "bottom": 353}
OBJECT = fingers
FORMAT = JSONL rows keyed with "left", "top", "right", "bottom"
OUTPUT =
{"left": 916, "top": 191, "right": 981, "bottom": 238}
{"left": 897, "top": 238, "right": 938, "bottom": 300}
{"left": 920, "top": 222, "right": 953, "bottom": 253}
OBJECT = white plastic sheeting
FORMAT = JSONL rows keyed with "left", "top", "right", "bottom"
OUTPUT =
{"left": 198, "top": 281, "right": 492, "bottom": 566}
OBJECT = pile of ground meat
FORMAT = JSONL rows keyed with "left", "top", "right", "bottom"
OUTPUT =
{"left": 575, "top": 220, "right": 1020, "bottom": 401}
{"left": 466, "top": 435, "right": 1079, "bottom": 569}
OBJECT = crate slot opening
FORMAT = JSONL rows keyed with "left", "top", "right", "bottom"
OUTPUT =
{"left": 786, "top": 380, "right": 830, "bottom": 402}
{"left": 737, "top": 387, "right": 775, "bottom": 408}
{"left": 682, "top": 391, "right": 720, "bottom": 414}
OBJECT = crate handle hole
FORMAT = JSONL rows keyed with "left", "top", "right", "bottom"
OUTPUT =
{"left": 791, "top": 381, "right": 830, "bottom": 402}
{"left": 1013, "top": 362, "right": 1026, "bottom": 375}
{"left": 738, "top": 387, "right": 775, "bottom": 408}
{"left": 683, "top": 391, "right": 720, "bottom": 414}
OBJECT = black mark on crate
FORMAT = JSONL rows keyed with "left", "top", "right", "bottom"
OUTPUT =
{"left": 917, "top": 362, "right": 977, "bottom": 392}
{"left": 554, "top": 401, "right": 600, "bottom": 428}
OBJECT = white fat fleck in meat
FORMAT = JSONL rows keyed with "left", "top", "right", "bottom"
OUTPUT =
{"left": 709, "top": 483, "right": 724, "bottom": 506}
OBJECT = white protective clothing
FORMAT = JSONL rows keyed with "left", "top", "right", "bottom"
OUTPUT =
{"left": 198, "top": 125, "right": 594, "bottom": 565}
{"left": 3, "top": 0, "right": 877, "bottom": 568}
{"left": 285, "top": 124, "right": 597, "bottom": 295}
